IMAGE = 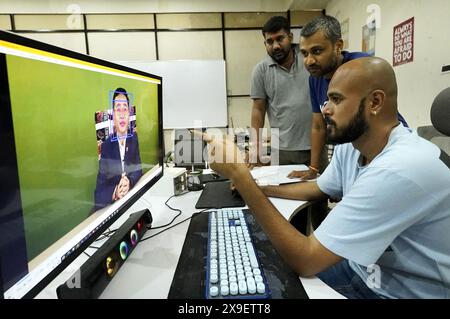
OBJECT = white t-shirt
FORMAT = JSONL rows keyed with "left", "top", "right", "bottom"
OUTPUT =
{"left": 315, "top": 125, "right": 450, "bottom": 298}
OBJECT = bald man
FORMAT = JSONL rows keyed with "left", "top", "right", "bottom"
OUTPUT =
{"left": 205, "top": 57, "right": 450, "bottom": 298}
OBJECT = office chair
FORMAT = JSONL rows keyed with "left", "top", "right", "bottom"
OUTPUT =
{"left": 417, "top": 87, "right": 450, "bottom": 170}
{"left": 431, "top": 87, "right": 450, "bottom": 136}
{"left": 417, "top": 87, "right": 450, "bottom": 156}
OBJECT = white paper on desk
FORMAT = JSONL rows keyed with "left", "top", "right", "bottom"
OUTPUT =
{"left": 250, "top": 165, "right": 316, "bottom": 186}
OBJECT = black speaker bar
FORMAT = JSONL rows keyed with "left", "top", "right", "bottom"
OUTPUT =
{"left": 56, "top": 209, "right": 152, "bottom": 299}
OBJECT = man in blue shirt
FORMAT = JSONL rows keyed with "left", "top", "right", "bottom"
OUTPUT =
{"left": 289, "top": 15, "right": 407, "bottom": 181}
{"left": 203, "top": 57, "right": 450, "bottom": 298}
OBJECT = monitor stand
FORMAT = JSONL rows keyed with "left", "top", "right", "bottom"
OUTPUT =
{"left": 190, "top": 163, "right": 202, "bottom": 175}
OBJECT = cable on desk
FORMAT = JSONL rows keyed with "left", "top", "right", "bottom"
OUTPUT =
{"left": 94, "top": 228, "right": 116, "bottom": 243}
{"left": 147, "top": 194, "right": 182, "bottom": 230}
{"left": 139, "top": 208, "right": 209, "bottom": 243}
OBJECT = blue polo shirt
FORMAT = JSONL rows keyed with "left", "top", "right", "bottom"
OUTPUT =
{"left": 309, "top": 51, "right": 408, "bottom": 127}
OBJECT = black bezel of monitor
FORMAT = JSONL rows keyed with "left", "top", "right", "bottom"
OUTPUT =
{"left": 0, "top": 30, "right": 164, "bottom": 298}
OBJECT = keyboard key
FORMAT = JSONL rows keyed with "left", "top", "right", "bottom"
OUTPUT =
{"left": 256, "top": 282, "right": 266, "bottom": 294}
{"left": 210, "top": 274, "right": 218, "bottom": 284}
{"left": 221, "top": 285, "right": 229, "bottom": 296}
{"left": 230, "top": 282, "right": 238, "bottom": 295}
{"left": 245, "top": 242, "right": 259, "bottom": 268}
{"left": 238, "top": 280, "right": 247, "bottom": 294}
{"left": 210, "top": 286, "right": 219, "bottom": 297}
{"left": 247, "top": 277, "right": 256, "bottom": 294}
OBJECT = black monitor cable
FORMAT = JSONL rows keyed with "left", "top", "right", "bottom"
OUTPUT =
{"left": 147, "top": 194, "right": 183, "bottom": 231}
{"left": 81, "top": 227, "right": 118, "bottom": 258}
{"left": 139, "top": 209, "right": 209, "bottom": 243}
{"left": 82, "top": 193, "right": 196, "bottom": 255}
{"left": 82, "top": 192, "right": 198, "bottom": 256}
{"left": 140, "top": 192, "right": 197, "bottom": 231}
{"left": 86, "top": 228, "right": 117, "bottom": 251}
{"left": 94, "top": 227, "right": 116, "bottom": 243}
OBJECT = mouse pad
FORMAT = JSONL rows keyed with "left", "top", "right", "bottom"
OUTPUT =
{"left": 198, "top": 173, "right": 228, "bottom": 184}
{"left": 168, "top": 209, "right": 308, "bottom": 299}
{"left": 195, "top": 180, "right": 245, "bottom": 209}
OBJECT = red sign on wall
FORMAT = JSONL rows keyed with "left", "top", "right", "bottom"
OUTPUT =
{"left": 393, "top": 17, "right": 414, "bottom": 66}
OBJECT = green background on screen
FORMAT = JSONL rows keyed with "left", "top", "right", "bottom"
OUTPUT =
{"left": 7, "top": 54, "right": 160, "bottom": 260}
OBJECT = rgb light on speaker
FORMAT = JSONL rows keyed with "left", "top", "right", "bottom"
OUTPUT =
{"left": 105, "top": 256, "right": 118, "bottom": 278}
{"left": 119, "top": 241, "right": 128, "bottom": 260}
{"left": 130, "top": 229, "right": 138, "bottom": 246}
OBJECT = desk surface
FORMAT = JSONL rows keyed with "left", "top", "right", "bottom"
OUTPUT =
{"left": 37, "top": 167, "right": 344, "bottom": 299}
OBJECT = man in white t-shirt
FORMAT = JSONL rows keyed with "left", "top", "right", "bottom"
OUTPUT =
{"left": 203, "top": 57, "right": 450, "bottom": 298}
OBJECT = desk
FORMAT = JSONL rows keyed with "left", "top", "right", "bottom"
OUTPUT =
{"left": 36, "top": 168, "right": 344, "bottom": 299}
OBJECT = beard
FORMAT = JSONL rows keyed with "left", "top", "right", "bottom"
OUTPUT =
{"left": 269, "top": 46, "right": 291, "bottom": 63}
{"left": 325, "top": 98, "right": 369, "bottom": 145}
{"left": 308, "top": 53, "right": 339, "bottom": 78}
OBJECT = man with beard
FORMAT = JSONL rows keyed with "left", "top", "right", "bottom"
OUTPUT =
{"left": 201, "top": 57, "right": 450, "bottom": 298}
{"left": 249, "top": 16, "right": 312, "bottom": 168}
{"left": 289, "top": 15, "right": 408, "bottom": 181}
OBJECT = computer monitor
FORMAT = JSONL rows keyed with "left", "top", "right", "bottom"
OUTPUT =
{"left": 0, "top": 30, "right": 163, "bottom": 298}
{"left": 173, "top": 128, "right": 207, "bottom": 171}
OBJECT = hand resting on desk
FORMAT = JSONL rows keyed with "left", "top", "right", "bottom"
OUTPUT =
{"left": 287, "top": 168, "right": 318, "bottom": 181}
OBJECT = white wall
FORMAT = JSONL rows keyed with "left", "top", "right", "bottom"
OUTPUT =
{"left": 326, "top": 0, "right": 450, "bottom": 129}
{"left": 0, "top": 0, "right": 292, "bottom": 14}
{"left": 2, "top": 1, "right": 329, "bottom": 154}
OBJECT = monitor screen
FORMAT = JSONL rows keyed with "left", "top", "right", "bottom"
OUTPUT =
{"left": 0, "top": 30, "right": 163, "bottom": 298}
{"left": 173, "top": 128, "right": 207, "bottom": 169}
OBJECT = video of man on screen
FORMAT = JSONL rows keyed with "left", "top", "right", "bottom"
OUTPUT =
{"left": 93, "top": 88, "right": 142, "bottom": 212}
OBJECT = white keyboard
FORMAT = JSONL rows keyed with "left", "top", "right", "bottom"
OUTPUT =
{"left": 205, "top": 209, "right": 270, "bottom": 299}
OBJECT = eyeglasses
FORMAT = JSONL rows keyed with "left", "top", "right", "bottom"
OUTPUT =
{"left": 264, "top": 34, "right": 289, "bottom": 46}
